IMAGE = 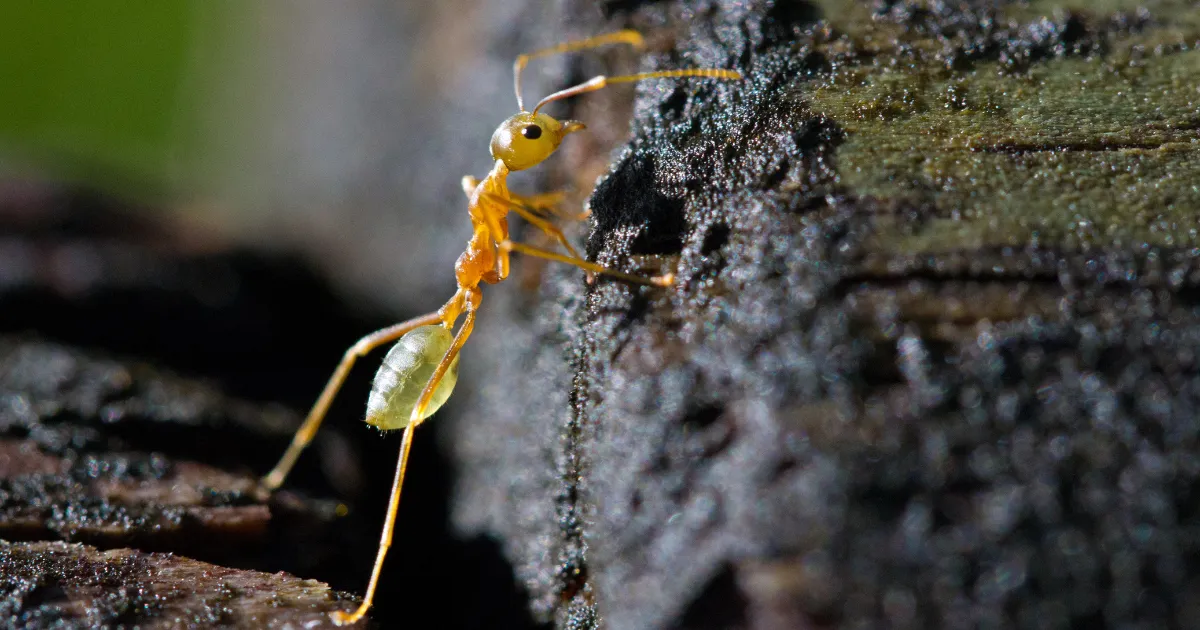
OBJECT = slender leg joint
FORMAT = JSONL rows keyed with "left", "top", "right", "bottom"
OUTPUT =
{"left": 329, "top": 422, "right": 418, "bottom": 626}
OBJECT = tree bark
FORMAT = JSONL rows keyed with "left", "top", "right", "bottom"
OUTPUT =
{"left": 452, "top": 1, "right": 1200, "bottom": 628}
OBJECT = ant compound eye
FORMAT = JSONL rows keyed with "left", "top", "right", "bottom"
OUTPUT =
{"left": 491, "top": 112, "right": 566, "bottom": 171}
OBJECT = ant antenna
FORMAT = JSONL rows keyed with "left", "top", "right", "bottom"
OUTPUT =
{"left": 513, "top": 30, "right": 645, "bottom": 111}
{"left": 530, "top": 69, "right": 742, "bottom": 115}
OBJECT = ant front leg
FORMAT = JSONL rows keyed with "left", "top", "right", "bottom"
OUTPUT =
{"left": 468, "top": 177, "right": 582, "bottom": 221}
{"left": 477, "top": 193, "right": 670, "bottom": 286}
{"left": 511, "top": 189, "right": 567, "bottom": 211}
{"left": 481, "top": 192, "right": 585, "bottom": 261}
{"left": 499, "top": 240, "right": 673, "bottom": 287}
{"left": 261, "top": 311, "right": 443, "bottom": 492}
{"left": 510, "top": 189, "right": 589, "bottom": 222}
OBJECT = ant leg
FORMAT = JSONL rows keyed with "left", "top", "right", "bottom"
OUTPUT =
{"left": 473, "top": 176, "right": 581, "bottom": 222}
{"left": 513, "top": 190, "right": 590, "bottom": 222}
{"left": 500, "top": 239, "right": 673, "bottom": 287}
{"left": 477, "top": 203, "right": 513, "bottom": 282}
{"left": 481, "top": 192, "right": 584, "bottom": 260}
{"left": 260, "top": 310, "right": 443, "bottom": 492}
{"left": 412, "top": 304, "right": 477, "bottom": 422}
{"left": 480, "top": 194, "right": 669, "bottom": 286}
{"left": 513, "top": 189, "right": 567, "bottom": 210}
{"left": 484, "top": 192, "right": 601, "bottom": 283}
{"left": 469, "top": 176, "right": 581, "bottom": 221}
{"left": 330, "top": 419, "right": 417, "bottom": 626}
{"left": 513, "top": 30, "right": 645, "bottom": 110}
{"left": 330, "top": 306, "right": 477, "bottom": 626}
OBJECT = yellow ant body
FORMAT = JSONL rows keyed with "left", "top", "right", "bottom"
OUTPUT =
{"left": 258, "top": 30, "right": 739, "bottom": 625}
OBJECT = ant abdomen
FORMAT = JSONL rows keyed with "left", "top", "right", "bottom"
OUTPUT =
{"left": 366, "top": 325, "right": 459, "bottom": 430}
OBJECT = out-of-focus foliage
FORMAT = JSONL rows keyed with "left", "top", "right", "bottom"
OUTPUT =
{"left": 0, "top": 3, "right": 233, "bottom": 194}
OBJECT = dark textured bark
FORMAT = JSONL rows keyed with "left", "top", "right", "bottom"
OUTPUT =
{"left": 451, "top": 1, "right": 1200, "bottom": 628}
{"left": 0, "top": 540, "right": 357, "bottom": 627}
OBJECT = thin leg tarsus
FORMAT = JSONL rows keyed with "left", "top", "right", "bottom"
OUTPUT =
{"left": 510, "top": 189, "right": 589, "bottom": 221}
{"left": 329, "top": 420, "right": 417, "bottom": 626}
{"left": 500, "top": 240, "right": 673, "bottom": 286}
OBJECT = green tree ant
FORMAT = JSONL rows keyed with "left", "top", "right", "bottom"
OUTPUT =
{"left": 258, "top": 30, "right": 739, "bottom": 625}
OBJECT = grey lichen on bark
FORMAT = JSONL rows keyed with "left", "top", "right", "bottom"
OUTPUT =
{"left": 452, "top": 1, "right": 1200, "bottom": 628}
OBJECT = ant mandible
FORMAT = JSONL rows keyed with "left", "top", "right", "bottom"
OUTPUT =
{"left": 258, "top": 30, "right": 740, "bottom": 625}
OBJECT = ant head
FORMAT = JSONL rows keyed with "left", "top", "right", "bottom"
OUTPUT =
{"left": 490, "top": 112, "right": 585, "bottom": 171}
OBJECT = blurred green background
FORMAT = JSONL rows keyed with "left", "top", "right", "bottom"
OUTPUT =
{"left": 0, "top": 3, "right": 238, "bottom": 196}
{"left": 0, "top": 1, "right": 554, "bottom": 311}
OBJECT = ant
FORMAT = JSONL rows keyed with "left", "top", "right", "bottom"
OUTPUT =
{"left": 258, "top": 30, "right": 740, "bottom": 625}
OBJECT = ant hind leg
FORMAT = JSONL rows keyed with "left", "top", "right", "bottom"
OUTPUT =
{"left": 261, "top": 310, "right": 443, "bottom": 492}
{"left": 330, "top": 306, "right": 477, "bottom": 626}
{"left": 329, "top": 419, "right": 417, "bottom": 626}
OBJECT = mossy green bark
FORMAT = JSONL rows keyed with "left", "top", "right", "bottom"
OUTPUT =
{"left": 809, "top": 0, "right": 1200, "bottom": 253}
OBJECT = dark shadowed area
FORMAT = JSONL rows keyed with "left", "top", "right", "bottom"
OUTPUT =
{"left": 0, "top": 187, "right": 538, "bottom": 627}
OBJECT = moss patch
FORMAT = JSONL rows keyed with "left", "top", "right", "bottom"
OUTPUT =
{"left": 808, "top": 0, "right": 1200, "bottom": 253}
